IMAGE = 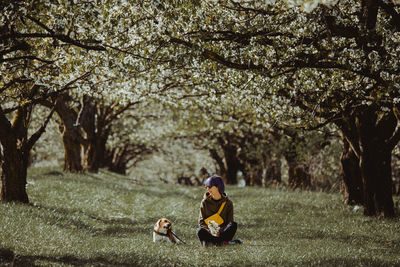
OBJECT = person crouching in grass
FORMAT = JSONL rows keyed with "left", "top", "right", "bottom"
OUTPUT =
{"left": 197, "top": 175, "right": 242, "bottom": 246}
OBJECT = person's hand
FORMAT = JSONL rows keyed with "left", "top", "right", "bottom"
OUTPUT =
{"left": 216, "top": 231, "right": 220, "bottom": 237}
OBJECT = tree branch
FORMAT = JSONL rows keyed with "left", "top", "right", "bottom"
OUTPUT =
{"left": 170, "top": 37, "right": 267, "bottom": 71}
{"left": 0, "top": 55, "right": 54, "bottom": 64}
{"left": 25, "top": 101, "right": 57, "bottom": 151}
{"left": 2, "top": 71, "right": 92, "bottom": 114}
{"left": 6, "top": 15, "right": 107, "bottom": 51}
{"left": 378, "top": 0, "right": 400, "bottom": 31}
{"left": 388, "top": 105, "right": 400, "bottom": 148}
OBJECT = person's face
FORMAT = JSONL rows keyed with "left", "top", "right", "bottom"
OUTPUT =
{"left": 206, "top": 185, "right": 220, "bottom": 198}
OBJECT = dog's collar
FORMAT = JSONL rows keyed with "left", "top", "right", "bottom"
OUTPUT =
{"left": 153, "top": 230, "right": 169, "bottom": 237}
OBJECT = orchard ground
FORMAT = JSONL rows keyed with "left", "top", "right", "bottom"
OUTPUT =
{"left": 0, "top": 167, "right": 400, "bottom": 266}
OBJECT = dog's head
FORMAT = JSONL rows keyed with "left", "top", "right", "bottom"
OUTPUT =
{"left": 154, "top": 218, "right": 172, "bottom": 234}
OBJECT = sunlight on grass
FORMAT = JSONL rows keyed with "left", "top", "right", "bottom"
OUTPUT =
{"left": 0, "top": 167, "right": 399, "bottom": 266}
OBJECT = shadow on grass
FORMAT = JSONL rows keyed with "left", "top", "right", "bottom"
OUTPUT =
{"left": 29, "top": 203, "right": 155, "bottom": 237}
{"left": 4, "top": 250, "right": 396, "bottom": 267}
{"left": 31, "top": 172, "right": 197, "bottom": 202}
{"left": 4, "top": 251, "right": 174, "bottom": 267}
{"left": 296, "top": 257, "right": 397, "bottom": 267}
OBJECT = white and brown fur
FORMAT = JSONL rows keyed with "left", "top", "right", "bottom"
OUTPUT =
{"left": 153, "top": 218, "right": 178, "bottom": 243}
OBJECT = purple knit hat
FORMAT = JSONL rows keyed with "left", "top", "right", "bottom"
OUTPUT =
{"left": 204, "top": 175, "right": 225, "bottom": 194}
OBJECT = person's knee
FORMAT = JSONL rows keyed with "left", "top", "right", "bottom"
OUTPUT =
{"left": 225, "top": 221, "right": 237, "bottom": 232}
{"left": 220, "top": 221, "right": 237, "bottom": 241}
{"left": 197, "top": 227, "right": 207, "bottom": 239}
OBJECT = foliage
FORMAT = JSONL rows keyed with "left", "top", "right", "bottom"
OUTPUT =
{"left": 0, "top": 167, "right": 399, "bottom": 266}
{"left": 151, "top": 0, "right": 400, "bottom": 126}
{"left": 3, "top": 0, "right": 400, "bottom": 212}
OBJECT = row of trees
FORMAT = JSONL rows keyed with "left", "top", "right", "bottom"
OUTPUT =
{"left": 0, "top": 0, "right": 159, "bottom": 202}
{"left": 1, "top": 0, "right": 400, "bottom": 218}
{"left": 150, "top": 0, "right": 400, "bottom": 217}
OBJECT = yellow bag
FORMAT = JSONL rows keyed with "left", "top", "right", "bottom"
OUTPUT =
{"left": 205, "top": 201, "right": 226, "bottom": 226}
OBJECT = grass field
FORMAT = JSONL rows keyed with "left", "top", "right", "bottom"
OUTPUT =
{"left": 1, "top": 167, "right": 400, "bottom": 266}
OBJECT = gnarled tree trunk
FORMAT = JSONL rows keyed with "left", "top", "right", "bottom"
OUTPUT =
{"left": 0, "top": 102, "right": 54, "bottom": 203}
{"left": 284, "top": 139, "right": 311, "bottom": 190}
{"left": 78, "top": 95, "right": 109, "bottom": 173}
{"left": 0, "top": 136, "right": 29, "bottom": 203}
{"left": 83, "top": 134, "right": 107, "bottom": 173}
{"left": 0, "top": 106, "right": 30, "bottom": 203}
{"left": 62, "top": 130, "right": 83, "bottom": 172}
{"left": 209, "top": 136, "right": 241, "bottom": 184}
{"left": 337, "top": 104, "right": 398, "bottom": 217}
{"left": 53, "top": 95, "right": 84, "bottom": 172}
{"left": 341, "top": 137, "right": 363, "bottom": 205}
{"left": 263, "top": 158, "right": 282, "bottom": 186}
{"left": 222, "top": 141, "right": 240, "bottom": 185}
{"left": 359, "top": 144, "right": 393, "bottom": 216}
{"left": 104, "top": 147, "right": 128, "bottom": 175}
{"left": 103, "top": 144, "right": 153, "bottom": 175}
{"left": 357, "top": 106, "right": 395, "bottom": 217}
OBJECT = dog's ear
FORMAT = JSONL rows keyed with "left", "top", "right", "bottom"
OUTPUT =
{"left": 155, "top": 219, "right": 161, "bottom": 229}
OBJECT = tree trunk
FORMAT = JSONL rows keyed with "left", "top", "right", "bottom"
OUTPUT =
{"left": 62, "top": 129, "right": 83, "bottom": 172}
{"left": 78, "top": 95, "right": 104, "bottom": 173}
{"left": 0, "top": 102, "right": 54, "bottom": 203}
{"left": 340, "top": 137, "right": 363, "bottom": 205}
{"left": 209, "top": 148, "right": 227, "bottom": 178}
{"left": 243, "top": 163, "right": 263, "bottom": 186}
{"left": 0, "top": 139, "right": 29, "bottom": 203}
{"left": 359, "top": 142, "right": 394, "bottom": 217}
{"left": 83, "top": 135, "right": 107, "bottom": 173}
{"left": 0, "top": 105, "right": 29, "bottom": 203}
{"left": 54, "top": 95, "right": 84, "bottom": 172}
{"left": 106, "top": 162, "right": 126, "bottom": 175}
{"left": 337, "top": 104, "right": 397, "bottom": 217}
{"left": 209, "top": 136, "right": 241, "bottom": 184}
{"left": 358, "top": 106, "right": 395, "bottom": 217}
{"left": 263, "top": 158, "right": 282, "bottom": 186}
{"left": 103, "top": 144, "right": 153, "bottom": 175}
{"left": 284, "top": 142, "right": 311, "bottom": 190}
{"left": 287, "top": 163, "right": 311, "bottom": 189}
{"left": 221, "top": 141, "right": 239, "bottom": 185}
{"left": 103, "top": 147, "right": 127, "bottom": 175}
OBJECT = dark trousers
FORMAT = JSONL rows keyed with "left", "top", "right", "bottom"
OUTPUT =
{"left": 197, "top": 221, "right": 237, "bottom": 245}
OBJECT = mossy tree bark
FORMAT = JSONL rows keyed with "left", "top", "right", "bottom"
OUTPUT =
{"left": 0, "top": 101, "right": 55, "bottom": 203}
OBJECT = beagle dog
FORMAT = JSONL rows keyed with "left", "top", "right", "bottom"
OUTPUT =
{"left": 153, "top": 218, "right": 178, "bottom": 243}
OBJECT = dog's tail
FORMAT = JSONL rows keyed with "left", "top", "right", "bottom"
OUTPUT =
{"left": 171, "top": 231, "right": 186, "bottom": 244}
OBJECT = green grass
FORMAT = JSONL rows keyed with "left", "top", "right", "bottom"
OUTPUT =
{"left": 1, "top": 167, "right": 400, "bottom": 266}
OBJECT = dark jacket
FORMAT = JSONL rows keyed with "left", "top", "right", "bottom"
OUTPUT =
{"left": 198, "top": 192, "right": 233, "bottom": 229}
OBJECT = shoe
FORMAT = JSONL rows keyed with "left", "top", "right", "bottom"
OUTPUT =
{"left": 227, "top": 238, "right": 243, "bottom": 245}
